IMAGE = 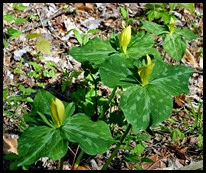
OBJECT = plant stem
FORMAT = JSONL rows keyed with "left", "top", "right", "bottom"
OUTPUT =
{"left": 101, "top": 124, "right": 132, "bottom": 170}
{"left": 99, "top": 86, "right": 117, "bottom": 120}
{"left": 91, "top": 74, "right": 98, "bottom": 120}
{"left": 58, "top": 157, "right": 64, "bottom": 170}
{"left": 73, "top": 149, "right": 85, "bottom": 169}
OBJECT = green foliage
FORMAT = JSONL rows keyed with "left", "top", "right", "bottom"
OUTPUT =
{"left": 169, "top": 3, "right": 194, "bottom": 13}
{"left": 142, "top": 20, "right": 198, "bottom": 60}
{"left": 36, "top": 39, "right": 51, "bottom": 54}
{"left": 3, "top": 40, "right": 9, "bottom": 48}
{"left": 15, "top": 18, "right": 27, "bottom": 25}
{"left": 8, "top": 28, "right": 22, "bottom": 38}
{"left": 26, "top": 33, "right": 42, "bottom": 39}
{"left": 73, "top": 28, "right": 101, "bottom": 46}
{"left": 3, "top": 13, "right": 16, "bottom": 22}
{"left": 13, "top": 3, "right": 27, "bottom": 11}
{"left": 74, "top": 29, "right": 83, "bottom": 46}
{"left": 7, "top": 90, "right": 115, "bottom": 167}
{"left": 170, "top": 128, "right": 185, "bottom": 141}
{"left": 120, "top": 7, "right": 128, "bottom": 19}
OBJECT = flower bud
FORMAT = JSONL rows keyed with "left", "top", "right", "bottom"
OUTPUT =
{"left": 119, "top": 25, "right": 131, "bottom": 54}
{"left": 168, "top": 17, "right": 175, "bottom": 33}
{"left": 138, "top": 55, "right": 155, "bottom": 86}
{"left": 50, "top": 98, "right": 65, "bottom": 128}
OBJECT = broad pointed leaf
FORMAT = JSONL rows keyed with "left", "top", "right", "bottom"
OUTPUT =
{"left": 163, "top": 33, "right": 186, "bottom": 60}
{"left": 99, "top": 55, "right": 139, "bottom": 88}
{"left": 174, "top": 28, "right": 198, "bottom": 41}
{"left": 128, "top": 32, "right": 155, "bottom": 49}
{"left": 114, "top": 60, "right": 194, "bottom": 130}
{"left": 69, "top": 38, "right": 116, "bottom": 65}
{"left": 142, "top": 21, "right": 169, "bottom": 36}
{"left": 17, "top": 126, "right": 68, "bottom": 166}
{"left": 62, "top": 113, "right": 116, "bottom": 155}
{"left": 149, "top": 60, "right": 195, "bottom": 96}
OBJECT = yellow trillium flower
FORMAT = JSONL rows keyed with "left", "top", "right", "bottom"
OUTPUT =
{"left": 119, "top": 25, "right": 131, "bottom": 54}
{"left": 138, "top": 55, "right": 155, "bottom": 86}
{"left": 168, "top": 17, "right": 175, "bottom": 33}
{"left": 50, "top": 98, "right": 65, "bottom": 128}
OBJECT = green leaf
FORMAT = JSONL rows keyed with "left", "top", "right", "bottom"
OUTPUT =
{"left": 87, "top": 29, "right": 101, "bottom": 33}
{"left": 120, "top": 7, "right": 128, "bottom": 19}
{"left": 142, "top": 21, "right": 169, "bottom": 36}
{"left": 37, "top": 111, "right": 55, "bottom": 128}
{"left": 118, "top": 60, "right": 194, "bottom": 130}
{"left": 178, "top": 3, "right": 194, "bottom": 13}
{"left": 169, "top": 3, "right": 177, "bottom": 10}
{"left": 69, "top": 38, "right": 116, "bottom": 65}
{"left": 174, "top": 28, "right": 198, "bottom": 41}
{"left": 15, "top": 18, "right": 27, "bottom": 25}
{"left": 36, "top": 39, "right": 51, "bottom": 54}
{"left": 141, "top": 157, "right": 153, "bottom": 163}
{"left": 129, "top": 32, "right": 155, "bottom": 49}
{"left": 83, "top": 34, "right": 89, "bottom": 45}
{"left": 31, "top": 89, "right": 55, "bottom": 116}
{"left": 62, "top": 113, "right": 116, "bottom": 155}
{"left": 3, "top": 14, "right": 16, "bottom": 22}
{"left": 150, "top": 60, "right": 195, "bottom": 96}
{"left": 131, "top": 144, "right": 145, "bottom": 155}
{"left": 63, "top": 102, "right": 75, "bottom": 122}
{"left": 3, "top": 40, "right": 9, "bottom": 48}
{"left": 74, "top": 29, "right": 83, "bottom": 45}
{"left": 26, "top": 33, "right": 42, "bottom": 39}
{"left": 13, "top": 3, "right": 27, "bottom": 11}
{"left": 163, "top": 33, "right": 186, "bottom": 60}
{"left": 99, "top": 55, "right": 137, "bottom": 88}
{"left": 147, "top": 9, "right": 162, "bottom": 21}
{"left": 8, "top": 28, "right": 22, "bottom": 38}
{"left": 17, "top": 126, "right": 68, "bottom": 166}
{"left": 124, "top": 155, "right": 140, "bottom": 162}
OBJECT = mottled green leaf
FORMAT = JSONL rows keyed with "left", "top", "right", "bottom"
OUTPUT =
{"left": 174, "top": 28, "right": 198, "bottom": 41}
{"left": 99, "top": 55, "right": 138, "bottom": 88}
{"left": 69, "top": 38, "right": 116, "bottom": 65}
{"left": 26, "top": 33, "right": 42, "bottom": 39}
{"left": 31, "top": 89, "right": 55, "bottom": 116}
{"left": 62, "top": 113, "right": 116, "bottom": 155}
{"left": 36, "top": 39, "right": 51, "bottom": 54}
{"left": 142, "top": 21, "right": 169, "bottom": 36}
{"left": 150, "top": 60, "right": 195, "bottom": 96}
{"left": 17, "top": 126, "right": 68, "bottom": 166}
{"left": 163, "top": 33, "right": 186, "bottom": 60}
{"left": 119, "top": 60, "right": 194, "bottom": 130}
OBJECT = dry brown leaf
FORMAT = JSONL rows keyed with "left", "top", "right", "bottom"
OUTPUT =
{"left": 85, "top": 3, "right": 94, "bottom": 12}
{"left": 74, "top": 165, "right": 90, "bottom": 170}
{"left": 175, "top": 94, "right": 187, "bottom": 107}
{"left": 182, "top": 49, "right": 199, "bottom": 68}
{"left": 3, "top": 136, "right": 18, "bottom": 155}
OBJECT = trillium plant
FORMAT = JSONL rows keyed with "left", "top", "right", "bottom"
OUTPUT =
{"left": 5, "top": 11, "right": 197, "bottom": 170}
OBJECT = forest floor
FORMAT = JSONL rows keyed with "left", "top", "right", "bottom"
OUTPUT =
{"left": 3, "top": 3, "right": 203, "bottom": 170}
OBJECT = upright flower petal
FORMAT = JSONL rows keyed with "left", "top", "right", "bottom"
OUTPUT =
{"left": 50, "top": 98, "right": 65, "bottom": 128}
{"left": 138, "top": 55, "right": 155, "bottom": 86}
{"left": 119, "top": 25, "right": 131, "bottom": 54}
